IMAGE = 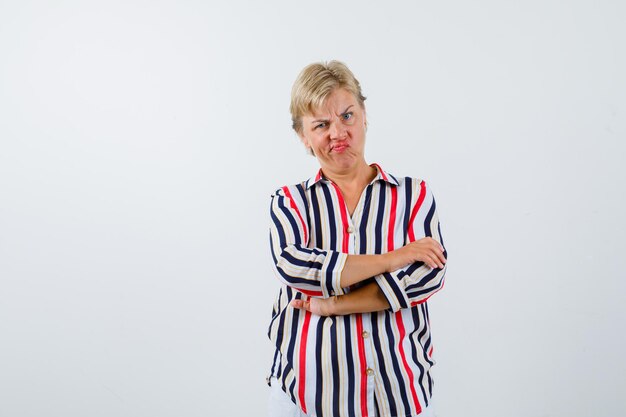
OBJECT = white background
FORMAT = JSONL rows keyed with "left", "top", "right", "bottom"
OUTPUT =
{"left": 1, "top": 1, "right": 624, "bottom": 416}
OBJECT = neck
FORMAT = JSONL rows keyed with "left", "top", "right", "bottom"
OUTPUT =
{"left": 320, "top": 160, "right": 376, "bottom": 191}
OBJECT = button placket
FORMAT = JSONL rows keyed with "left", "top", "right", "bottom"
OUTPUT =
{"left": 345, "top": 219, "right": 357, "bottom": 254}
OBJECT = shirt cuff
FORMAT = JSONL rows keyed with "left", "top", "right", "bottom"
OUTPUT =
{"left": 320, "top": 251, "right": 348, "bottom": 299}
{"left": 375, "top": 272, "right": 410, "bottom": 312}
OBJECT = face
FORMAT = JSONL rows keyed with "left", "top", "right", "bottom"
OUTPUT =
{"left": 298, "top": 88, "right": 367, "bottom": 173}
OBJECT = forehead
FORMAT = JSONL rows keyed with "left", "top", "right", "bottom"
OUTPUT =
{"left": 307, "top": 88, "right": 360, "bottom": 118}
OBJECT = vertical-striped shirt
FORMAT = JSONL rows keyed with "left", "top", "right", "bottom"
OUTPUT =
{"left": 267, "top": 164, "right": 447, "bottom": 417}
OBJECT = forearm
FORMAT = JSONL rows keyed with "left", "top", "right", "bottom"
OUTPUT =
{"left": 340, "top": 238, "right": 443, "bottom": 289}
{"left": 290, "top": 281, "right": 391, "bottom": 316}
{"left": 332, "top": 282, "right": 390, "bottom": 315}
{"left": 340, "top": 253, "right": 392, "bottom": 288}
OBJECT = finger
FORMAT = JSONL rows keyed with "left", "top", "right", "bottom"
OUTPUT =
{"left": 425, "top": 241, "right": 445, "bottom": 265}
{"left": 427, "top": 239, "right": 443, "bottom": 252}
{"left": 426, "top": 252, "right": 443, "bottom": 269}
{"left": 291, "top": 299, "right": 310, "bottom": 311}
{"left": 435, "top": 250, "right": 447, "bottom": 266}
{"left": 424, "top": 247, "right": 445, "bottom": 267}
{"left": 421, "top": 237, "right": 443, "bottom": 253}
{"left": 420, "top": 253, "right": 438, "bottom": 269}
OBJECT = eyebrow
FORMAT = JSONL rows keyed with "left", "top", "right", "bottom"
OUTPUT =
{"left": 310, "top": 105, "right": 354, "bottom": 124}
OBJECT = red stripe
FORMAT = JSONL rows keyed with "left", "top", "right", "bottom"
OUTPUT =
{"left": 330, "top": 182, "right": 350, "bottom": 253}
{"left": 298, "top": 288, "right": 324, "bottom": 297}
{"left": 372, "top": 163, "right": 389, "bottom": 181}
{"left": 409, "top": 277, "right": 445, "bottom": 306}
{"left": 395, "top": 311, "right": 422, "bottom": 414}
{"left": 411, "top": 277, "right": 446, "bottom": 307}
{"left": 387, "top": 186, "right": 397, "bottom": 251}
{"left": 355, "top": 314, "right": 369, "bottom": 417}
{"left": 407, "top": 181, "right": 427, "bottom": 242}
{"left": 282, "top": 186, "right": 308, "bottom": 244}
{"left": 298, "top": 311, "right": 312, "bottom": 414}
{"left": 428, "top": 346, "right": 434, "bottom": 357}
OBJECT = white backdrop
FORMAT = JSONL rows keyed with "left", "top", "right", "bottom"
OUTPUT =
{"left": 1, "top": 1, "right": 624, "bottom": 416}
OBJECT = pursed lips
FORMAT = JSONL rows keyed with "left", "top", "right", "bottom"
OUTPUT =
{"left": 331, "top": 142, "right": 349, "bottom": 153}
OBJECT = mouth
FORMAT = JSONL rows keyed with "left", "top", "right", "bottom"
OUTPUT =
{"left": 331, "top": 143, "right": 349, "bottom": 153}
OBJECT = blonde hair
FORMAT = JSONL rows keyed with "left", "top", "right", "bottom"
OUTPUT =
{"left": 290, "top": 60, "right": 366, "bottom": 134}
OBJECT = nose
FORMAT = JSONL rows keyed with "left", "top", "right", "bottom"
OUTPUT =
{"left": 329, "top": 121, "right": 347, "bottom": 140}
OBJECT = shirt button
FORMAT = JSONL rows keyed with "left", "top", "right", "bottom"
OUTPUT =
{"left": 347, "top": 226, "right": 355, "bottom": 233}
{"left": 362, "top": 331, "right": 369, "bottom": 339}
{"left": 366, "top": 368, "right": 375, "bottom": 376}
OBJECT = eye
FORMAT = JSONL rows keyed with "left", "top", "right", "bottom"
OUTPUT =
{"left": 314, "top": 122, "right": 327, "bottom": 130}
{"left": 342, "top": 112, "right": 353, "bottom": 121}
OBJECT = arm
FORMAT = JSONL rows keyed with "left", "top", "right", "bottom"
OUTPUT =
{"left": 271, "top": 185, "right": 444, "bottom": 299}
{"left": 270, "top": 186, "right": 400, "bottom": 298}
{"left": 291, "top": 236, "right": 445, "bottom": 315}
{"left": 291, "top": 281, "right": 390, "bottom": 315}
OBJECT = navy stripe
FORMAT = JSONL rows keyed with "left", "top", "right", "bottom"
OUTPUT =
{"left": 314, "top": 318, "right": 325, "bottom": 417}
{"left": 384, "top": 312, "right": 412, "bottom": 414}
{"left": 270, "top": 246, "right": 323, "bottom": 288}
{"left": 295, "top": 183, "right": 311, "bottom": 236}
{"left": 285, "top": 294, "right": 301, "bottom": 363}
{"left": 270, "top": 209, "right": 287, "bottom": 247}
{"left": 321, "top": 185, "right": 337, "bottom": 250}
{"left": 330, "top": 317, "right": 340, "bottom": 417}
{"left": 343, "top": 315, "right": 356, "bottom": 417}
{"left": 280, "top": 249, "right": 323, "bottom": 270}
{"left": 269, "top": 348, "right": 279, "bottom": 383}
{"left": 403, "top": 177, "right": 412, "bottom": 244}
{"left": 277, "top": 195, "right": 302, "bottom": 246}
{"left": 276, "top": 353, "right": 282, "bottom": 379}
{"left": 287, "top": 372, "right": 297, "bottom": 403}
{"left": 359, "top": 185, "right": 373, "bottom": 253}
{"left": 405, "top": 268, "right": 442, "bottom": 293}
{"left": 404, "top": 260, "right": 425, "bottom": 276}
{"left": 310, "top": 186, "right": 324, "bottom": 248}
{"left": 324, "top": 251, "right": 339, "bottom": 295}
{"left": 370, "top": 312, "right": 398, "bottom": 416}
{"left": 374, "top": 182, "right": 386, "bottom": 254}
{"left": 381, "top": 272, "right": 409, "bottom": 309}
{"left": 409, "top": 307, "right": 429, "bottom": 405}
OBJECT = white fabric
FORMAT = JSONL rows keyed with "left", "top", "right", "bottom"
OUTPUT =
{"left": 267, "top": 378, "right": 307, "bottom": 417}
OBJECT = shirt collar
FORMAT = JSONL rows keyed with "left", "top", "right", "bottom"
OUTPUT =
{"left": 305, "top": 163, "right": 399, "bottom": 189}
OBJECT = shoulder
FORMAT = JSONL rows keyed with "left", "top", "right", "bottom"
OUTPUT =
{"left": 393, "top": 175, "right": 425, "bottom": 188}
{"left": 386, "top": 174, "right": 429, "bottom": 194}
{"left": 389, "top": 176, "right": 439, "bottom": 209}
{"left": 270, "top": 181, "right": 308, "bottom": 199}
{"left": 269, "top": 181, "right": 310, "bottom": 215}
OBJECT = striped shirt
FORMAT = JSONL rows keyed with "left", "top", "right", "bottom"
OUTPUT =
{"left": 267, "top": 163, "right": 447, "bottom": 417}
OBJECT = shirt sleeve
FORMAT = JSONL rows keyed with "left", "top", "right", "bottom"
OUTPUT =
{"left": 269, "top": 186, "right": 348, "bottom": 298}
{"left": 374, "top": 180, "right": 448, "bottom": 312}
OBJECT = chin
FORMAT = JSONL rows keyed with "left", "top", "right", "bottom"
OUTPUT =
{"left": 332, "top": 155, "right": 360, "bottom": 169}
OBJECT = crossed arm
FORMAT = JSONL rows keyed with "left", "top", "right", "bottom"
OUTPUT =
{"left": 271, "top": 180, "right": 448, "bottom": 316}
{"left": 290, "top": 237, "right": 446, "bottom": 315}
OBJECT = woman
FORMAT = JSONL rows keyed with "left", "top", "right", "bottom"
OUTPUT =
{"left": 267, "top": 61, "right": 447, "bottom": 417}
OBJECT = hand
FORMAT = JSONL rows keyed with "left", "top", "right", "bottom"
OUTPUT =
{"left": 386, "top": 237, "right": 446, "bottom": 271}
{"left": 291, "top": 297, "right": 336, "bottom": 316}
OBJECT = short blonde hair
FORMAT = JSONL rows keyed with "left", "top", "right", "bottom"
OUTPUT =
{"left": 290, "top": 61, "right": 366, "bottom": 134}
